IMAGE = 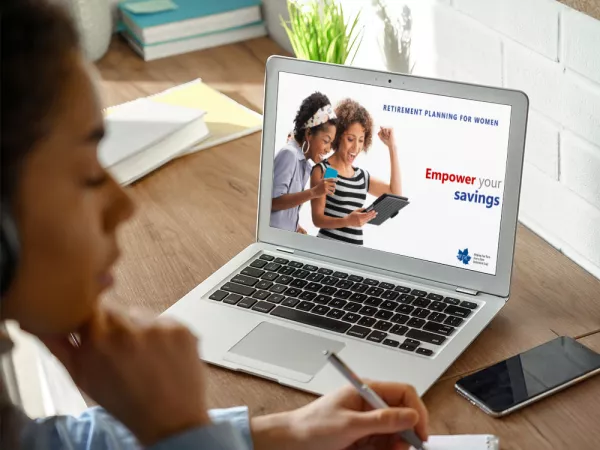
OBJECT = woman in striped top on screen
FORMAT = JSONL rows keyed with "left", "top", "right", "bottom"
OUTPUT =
{"left": 310, "top": 99, "right": 403, "bottom": 245}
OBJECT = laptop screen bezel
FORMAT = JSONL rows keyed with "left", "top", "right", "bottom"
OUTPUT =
{"left": 257, "top": 56, "right": 528, "bottom": 298}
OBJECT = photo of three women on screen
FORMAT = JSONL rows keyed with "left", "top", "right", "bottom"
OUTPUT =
{"left": 270, "top": 93, "right": 403, "bottom": 246}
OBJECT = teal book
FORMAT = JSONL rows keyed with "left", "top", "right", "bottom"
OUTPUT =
{"left": 119, "top": 0, "right": 263, "bottom": 45}
{"left": 119, "top": 0, "right": 262, "bottom": 28}
{"left": 122, "top": 20, "right": 267, "bottom": 61}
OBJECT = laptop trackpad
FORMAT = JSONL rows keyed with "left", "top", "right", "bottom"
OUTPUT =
{"left": 224, "top": 322, "right": 345, "bottom": 383}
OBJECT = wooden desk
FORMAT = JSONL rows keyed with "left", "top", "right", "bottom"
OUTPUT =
{"left": 97, "top": 37, "right": 600, "bottom": 450}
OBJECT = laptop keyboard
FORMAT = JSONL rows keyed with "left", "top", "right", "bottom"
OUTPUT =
{"left": 209, "top": 254, "right": 480, "bottom": 357}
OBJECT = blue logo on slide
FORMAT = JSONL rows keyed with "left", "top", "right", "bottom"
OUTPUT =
{"left": 457, "top": 248, "right": 471, "bottom": 265}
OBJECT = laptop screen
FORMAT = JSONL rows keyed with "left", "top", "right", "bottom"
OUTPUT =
{"left": 269, "top": 72, "right": 512, "bottom": 275}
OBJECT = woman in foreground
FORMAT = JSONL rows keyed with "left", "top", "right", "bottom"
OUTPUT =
{"left": 0, "top": 1, "right": 428, "bottom": 449}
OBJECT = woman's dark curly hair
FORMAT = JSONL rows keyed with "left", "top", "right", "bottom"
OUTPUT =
{"left": 332, "top": 99, "right": 373, "bottom": 152}
{"left": 293, "top": 92, "right": 337, "bottom": 144}
{"left": 1, "top": 0, "right": 79, "bottom": 204}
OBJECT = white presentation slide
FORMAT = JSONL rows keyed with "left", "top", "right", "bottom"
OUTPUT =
{"left": 271, "top": 72, "right": 511, "bottom": 275}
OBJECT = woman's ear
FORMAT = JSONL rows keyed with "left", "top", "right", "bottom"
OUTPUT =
{"left": 304, "top": 128, "right": 312, "bottom": 142}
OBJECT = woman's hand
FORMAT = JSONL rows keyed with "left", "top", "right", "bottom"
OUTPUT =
{"left": 311, "top": 178, "right": 337, "bottom": 198}
{"left": 41, "top": 309, "right": 210, "bottom": 446}
{"left": 345, "top": 208, "right": 377, "bottom": 227}
{"left": 297, "top": 225, "right": 308, "bottom": 234}
{"left": 252, "top": 382, "right": 428, "bottom": 450}
{"left": 378, "top": 127, "right": 396, "bottom": 150}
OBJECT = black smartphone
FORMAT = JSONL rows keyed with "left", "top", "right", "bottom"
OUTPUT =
{"left": 455, "top": 336, "right": 600, "bottom": 417}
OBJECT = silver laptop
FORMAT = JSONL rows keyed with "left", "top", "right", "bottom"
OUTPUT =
{"left": 164, "top": 56, "right": 528, "bottom": 396}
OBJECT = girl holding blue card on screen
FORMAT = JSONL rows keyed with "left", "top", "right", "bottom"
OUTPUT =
{"left": 270, "top": 93, "right": 338, "bottom": 234}
{"left": 311, "top": 99, "right": 403, "bottom": 245}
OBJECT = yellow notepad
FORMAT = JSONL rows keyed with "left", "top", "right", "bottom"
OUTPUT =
{"left": 149, "top": 79, "right": 263, "bottom": 155}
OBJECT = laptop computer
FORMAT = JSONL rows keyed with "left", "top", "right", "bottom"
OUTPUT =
{"left": 164, "top": 56, "right": 528, "bottom": 396}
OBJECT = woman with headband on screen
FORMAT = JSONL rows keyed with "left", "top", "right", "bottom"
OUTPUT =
{"left": 311, "top": 99, "right": 403, "bottom": 245}
{"left": 270, "top": 93, "right": 338, "bottom": 234}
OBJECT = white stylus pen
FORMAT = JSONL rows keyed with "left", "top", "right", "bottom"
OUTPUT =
{"left": 325, "top": 351, "right": 427, "bottom": 450}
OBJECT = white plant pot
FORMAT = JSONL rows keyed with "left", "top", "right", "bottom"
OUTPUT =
{"left": 63, "top": 0, "right": 112, "bottom": 62}
{"left": 262, "top": 0, "right": 294, "bottom": 54}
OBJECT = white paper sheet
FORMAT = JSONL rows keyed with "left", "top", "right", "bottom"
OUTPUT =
{"left": 413, "top": 434, "right": 499, "bottom": 450}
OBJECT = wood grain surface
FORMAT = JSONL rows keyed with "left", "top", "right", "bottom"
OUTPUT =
{"left": 96, "top": 36, "right": 600, "bottom": 449}
{"left": 559, "top": 0, "right": 600, "bottom": 20}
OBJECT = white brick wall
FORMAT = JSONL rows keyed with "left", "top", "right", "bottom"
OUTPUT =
{"left": 525, "top": 111, "right": 560, "bottom": 180}
{"left": 265, "top": 0, "right": 600, "bottom": 279}
{"left": 561, "top": 131, "right": 600, "bottom": 210}
{"left": 563, "top": 7, "right": 600, "bottom": 84}
{"left": 562, "top": 73, "right": 600, "bottom": 145}
{"left": 504, "top": 43, "right": 600, "bottom": 146}
{"left": 504, "top": 41, "right": 563, "bottom": 123}
{"left": 454, "top": 0, "right": 560, "bottom": 60}
{"left": 432, "top": 4, "right": 503, "bottom": 86}
{"left": 520, "top": 163, "right": 600, "bottom": 278}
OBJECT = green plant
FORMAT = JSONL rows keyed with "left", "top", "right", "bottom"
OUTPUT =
{"left": 281, "top": 0, "right": 363, "bottom": 65}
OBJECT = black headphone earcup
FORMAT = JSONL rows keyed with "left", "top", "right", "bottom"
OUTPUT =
{"left": 1, "top": 211, "right": 20, "bottom": 296}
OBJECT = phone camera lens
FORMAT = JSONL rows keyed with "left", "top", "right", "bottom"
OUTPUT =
{"left": 388, "top": 79, "right": 392, "bottom": 83}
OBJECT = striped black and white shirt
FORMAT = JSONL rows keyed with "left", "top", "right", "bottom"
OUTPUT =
{"left": 315, "top": 160, "right": 370, "bottom": 245}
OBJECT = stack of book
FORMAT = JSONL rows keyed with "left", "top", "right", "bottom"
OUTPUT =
{"left": 119, "top": 0, "right": 266, "bottom": 61}
{"left": 99, "top": 80, "right": 263, "bottom": 186}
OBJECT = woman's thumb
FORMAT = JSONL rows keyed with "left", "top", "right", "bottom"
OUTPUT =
{"left": 351, "top": 408, "right": 419, "bottom": 436}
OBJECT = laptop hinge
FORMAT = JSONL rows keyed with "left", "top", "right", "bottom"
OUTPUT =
{"left": 275, "top": 247, "right": 295, "bottom": 255}
{"left": 456, "top": 286, "right": 478, "bottom": 296}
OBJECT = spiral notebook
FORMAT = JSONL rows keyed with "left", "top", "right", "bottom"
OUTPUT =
{"left": 413, "top": 434, "right": 499, "bottom": 450}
